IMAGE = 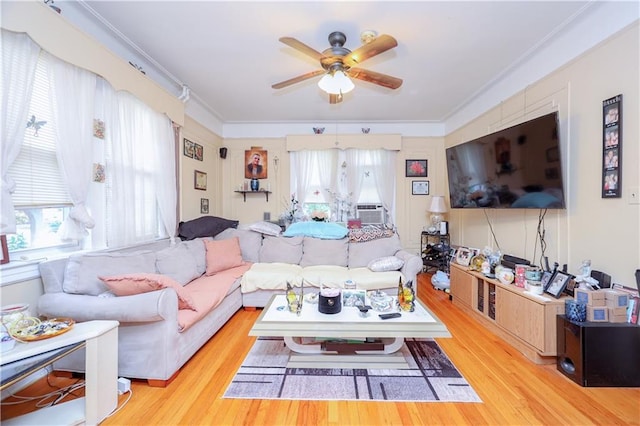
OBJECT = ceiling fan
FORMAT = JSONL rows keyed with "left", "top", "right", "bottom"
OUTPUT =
{"left": 272, "top": 31, "right": 402, "bottom": 104}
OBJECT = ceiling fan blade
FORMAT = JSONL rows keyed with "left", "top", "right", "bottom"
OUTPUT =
{"left": 343, "top": 34, "right": 398, "bottom": 68}
{"left": 347, "top": 68, "right": 403, "bottom": 90}
{"left": 272, "top": 70, "right": 325, "bottom": 89}
{"left": 329, "top": 93, "right": 343, "bottom": 104}
{"left": 279, "top": 37, "right": 324, "bottom": 61}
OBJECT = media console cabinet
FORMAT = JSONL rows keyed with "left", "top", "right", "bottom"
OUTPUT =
{"left": 449, "top": 263, "right": 566, "bottom": 364}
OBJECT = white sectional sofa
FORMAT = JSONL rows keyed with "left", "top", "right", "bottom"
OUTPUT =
{"left": 37, "top": 222, "right": 421, "bottom": 385}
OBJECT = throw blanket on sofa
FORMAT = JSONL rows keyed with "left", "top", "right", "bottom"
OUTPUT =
{"left": 178, "top": 263, "right": 252, "bottom": 331}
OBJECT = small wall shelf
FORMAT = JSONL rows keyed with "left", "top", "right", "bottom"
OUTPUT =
{"left": 234, "top": 190, "right": 271, "bottom": 202}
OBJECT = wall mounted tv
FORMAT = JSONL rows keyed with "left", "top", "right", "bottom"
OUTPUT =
{"left": 446, "top": 111, "right": 565, "bottom": 209}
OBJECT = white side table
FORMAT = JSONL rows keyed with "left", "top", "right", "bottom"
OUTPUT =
{"left": 1, "top": 320, "right": 119, "bottom": 425}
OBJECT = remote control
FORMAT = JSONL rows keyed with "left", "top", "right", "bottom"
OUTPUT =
{"left": 379, "top": 312, "right": 401, "bottom": 320}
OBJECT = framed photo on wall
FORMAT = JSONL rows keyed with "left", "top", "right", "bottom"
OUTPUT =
{"left": 602, "top": 94, "right": 622, "bottom": 198}
{"left": 245, "top": 149, "right": 268, "bottom": 179}
{"left": 1, "top": 235, "right": 9, "bottom": 265}
{"left": 412, "top": 180, "right": 429, "bottom": 195}
{"left": 405, "top": 159, "right": 427, "bottom": 177}
{"left": 200, "top": 198, "right": 209, "bottom": 214}
{"left": 194, "top": 143, "right": 203, "bottom": 161}
{"left": 183, "top": 138, "right": 195, "bottom": 158}
{"left": 194, "top": 170, "right": 207, "bottom": 191}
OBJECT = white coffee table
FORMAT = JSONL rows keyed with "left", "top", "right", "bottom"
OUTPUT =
{"left": 249, "top": 294, "right": 450, "bottom": 368}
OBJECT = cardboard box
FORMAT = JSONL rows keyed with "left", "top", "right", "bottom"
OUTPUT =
{"left": 602, "top": 289, "right": 629, "bottom": 308}
{"left": 575, "top": 288, "right": 606, "bottom": 306}
{"left": 587, "top": 306, "right": 609, "bottom": 322}
{"left": 608, "top": 306, "right": 627, "bottom": 317}
{"left": 609, "top": 314, "right": 628, "bottom": 323}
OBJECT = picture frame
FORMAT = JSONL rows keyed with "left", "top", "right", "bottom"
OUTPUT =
{"left": 455, "top": 247, "right": 471, "bottom": 266}
{"left": 194, "top": 170, "right": 207, "bottom": 191}
{"left": 540, "top": 271, "right": 553, "bottom": 289}
{"left": 1, "top": 235, "right": 9, "bottom": 265}
{"left": 343, "top": 289, "right": 366, "bottom": 307}
{"left": 245, "top": 149, "right": 268, "bottom": 179}
{"left": 411, "top": 180, "right": 429, "bottom": 195}
{"left": 194, "top": 143, "right": 203, "bottom": 161}
{"left": 563, "top": 278, "right": 578, "bottom": 297}
{"left": 200, "top": 198, "right": 209, "bottom": 214}
{"left": 405, "top": 159, "right": 427, "bottom": 177}
{"left": 183, "top": 138, "right": 195, "bottom": 158}
{"left": 544, "top": 270, "right": 573, "bottom": 298}
{"left": 602, "top": 94, "right": 622, "bottom": 198}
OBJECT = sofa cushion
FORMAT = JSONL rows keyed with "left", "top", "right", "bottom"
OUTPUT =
{"left": 177, "top": 216, "right": 238, "bottom": 240}
{"left": 282, "top": 222, "right": 348, "bottom": 239}
{"left": 248, "top": 221, "right": 282, "bottom": 236}
{"left": 259, "top": 236, "right": 303, "bottom": 264}
{"left": 204, "top": 237, "right": 246, "bottom": 275}
{"left": 156, "top": 243, "right": 200, "bottom": 285}
{"left": 63, "top": 251, "right": 157, "bottom": 296}
{"left": 300, "top": 237, "right": 348, "bottom": 267}
{"left": 368, "top": 256, "right": 405, "bottom": 272}
{"left": 348, "top": 233, "right": 402, "bottom": 268}
{"left": 348, "top": 268, "right": 405, "bottom": 291}
{"left": 99, "top": 273, "right": 196, "bottom": 310}
{"left": 301, "top": 265, "right": 350, "bottom": 288}
{"left": 183, "top": 237, "right": 211, "bottom": 275}
{"left": 240, "top": 263, "right": 303, "bottom": 293}
{"left": 214, "top": 228, "right": 262, "bottom": 263}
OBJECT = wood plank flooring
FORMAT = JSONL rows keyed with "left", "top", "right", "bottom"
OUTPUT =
{"left": 2, "top": 273, "right": 639, "bottom": 425}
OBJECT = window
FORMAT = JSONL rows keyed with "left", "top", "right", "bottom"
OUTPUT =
{"left": 291, "top": 149, "right": 396, "bottom": 223}
{"left": 8, "top": 55, "right": 76, "bottom": 254}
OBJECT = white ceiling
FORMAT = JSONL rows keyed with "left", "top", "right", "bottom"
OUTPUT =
{"left": 64, "top": 1, "right": 610, "bottom": 128}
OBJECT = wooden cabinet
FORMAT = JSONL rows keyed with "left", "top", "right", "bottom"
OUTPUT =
{"left": 449, "top": 263, "right": 565, "bottom": 364}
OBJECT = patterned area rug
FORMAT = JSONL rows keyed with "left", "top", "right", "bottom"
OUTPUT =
{"left": 223, "top": 337, "right": 482, "bottom": 402}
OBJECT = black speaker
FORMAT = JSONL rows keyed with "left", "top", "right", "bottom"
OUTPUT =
{"left": 219, "top": 147, "right": 227, "bottom": 159}
{"left": 556, "top": 316, "right": 640, "bottom": 387}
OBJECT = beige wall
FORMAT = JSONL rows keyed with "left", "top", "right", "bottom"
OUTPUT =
{"left": 180, "top": 116, "right": 223, "bottom": 222}
{"left": 445, "top": 22, "right": 639, "bottom": 288}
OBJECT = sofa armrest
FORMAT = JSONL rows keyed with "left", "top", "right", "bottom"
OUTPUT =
{"left": 395, "top": 250, "right": 422, "bottom": 287}
{"left": 37, "top": 288, "right": 179, "bottom": 323}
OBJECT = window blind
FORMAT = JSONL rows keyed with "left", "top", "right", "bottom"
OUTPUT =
{"left": 8, "top": 55, "right": 71, "bottom": 207}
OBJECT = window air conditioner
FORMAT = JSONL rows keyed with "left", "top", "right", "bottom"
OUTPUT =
{"left": 356, "top": 204, "right": 385, "bottom": 224}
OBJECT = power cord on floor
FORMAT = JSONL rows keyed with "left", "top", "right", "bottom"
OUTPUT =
{"left": 1, "top": 378, "right": 85, "bottom": 408}
{"left": 107, "top": 388, "right": 133, "bottom": 418}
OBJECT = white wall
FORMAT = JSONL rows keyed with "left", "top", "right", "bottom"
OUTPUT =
{"left": 446, "top": 22, "right": 639, "bottom": 288}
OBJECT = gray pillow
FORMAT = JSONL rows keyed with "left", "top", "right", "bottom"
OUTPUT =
{"left": 215, "top": 228, "right": 262, "bottom": 263}
{"left": 259, "top": 236, "right": 303, "bottom": 264}
{"left": 177, "top": 216, "right": 238, "bottom": 240}
{"left": 248, "top": 221, "right": 282, "bottom": 236}
{"left": 183, "top": 237, "right": 210, "bottom": 275}
{"left": 300, "top": 237, "right": 348, "bottom": 267}
{"left": 156, "top": 243, "right": 200, "bottom": 285}
{"left": 63, "top": 251, "right": 157, "bottom": 295}
{"left": 348, "top": 233, "right": 402, "bottom": 268}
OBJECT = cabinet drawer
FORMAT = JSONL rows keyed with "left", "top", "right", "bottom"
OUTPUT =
{"left": 450, "top": 265, "right": 473, "bottom": 307}
{"left": 496, "top": 288, "right": 545, "bottom": 351}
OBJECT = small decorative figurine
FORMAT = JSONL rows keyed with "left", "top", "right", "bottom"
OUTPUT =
{"left": 396, "top": 278, "right": 415, "bottom": 312}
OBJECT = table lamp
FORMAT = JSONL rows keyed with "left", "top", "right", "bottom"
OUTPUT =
{"left": 429, "top": 196, "right": 447, "bottom": 232}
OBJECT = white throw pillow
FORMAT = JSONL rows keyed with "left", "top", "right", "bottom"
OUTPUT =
{"left": 367, "top": 256, "right": 404, "bottom": 272}
{"left": 248, "top": 221, "right": 282, "bottom": 236}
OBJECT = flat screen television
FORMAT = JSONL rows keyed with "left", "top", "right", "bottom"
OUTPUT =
{"left": 446, "top": 111, "right": 565, "bottom": 209}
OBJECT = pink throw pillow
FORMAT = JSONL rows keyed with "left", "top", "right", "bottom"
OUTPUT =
{"left": 204, "top": 237, "right": 245, "bottom": 275}
{"left": 99, "top": 273, "right": 196, "bottom": 311}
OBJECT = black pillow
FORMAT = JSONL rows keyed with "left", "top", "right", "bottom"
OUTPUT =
{"left": 177, "top": 216, "right": 239, "bottom": 241}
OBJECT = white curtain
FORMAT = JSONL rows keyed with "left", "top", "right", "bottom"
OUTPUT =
{"left": 291, "top": 151, "right": 314, "bottom": 205}
{"left": 370, "top": 149, "right": 397, "bottom": 225}
{"left": 344, "top": 149, "right": 368, "bottom": 216}
{"left": 106, "top": 91, "right": 175, "bottom": 246}
{"left": 152, "top": 115, "right": 177, "bottom": 244}
{"left": 46, "top": 52, "right": 97, "bottom": 241}
{"left": 316, "top": 150, "right": 337, "bottom": 202}
{"left": 0, "top": 30, "right": 40, "bottom": 234}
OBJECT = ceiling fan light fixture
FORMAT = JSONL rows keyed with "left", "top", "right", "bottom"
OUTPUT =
{"left": 317, "top": 70, "right": 355, "bottom": 95}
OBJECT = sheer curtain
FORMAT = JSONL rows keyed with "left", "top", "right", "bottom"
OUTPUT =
{"left": 316, "top": 150, "right": 337, "bottom": 201}
{"left": 344, "top": 149, "right": 368, "bottom": 215}
{"left": 46, "top": 52, "right": 97, "bottom": 241}
{"left": 291, "top": 151, "right": 314, "bottom": 204}
{"left": 370, "top": 149, "right": 397, "bottom": 225}
{"left": 151, "top": 114, "right": 177, "bottom": 243}
{"left": 0, "top": 30, "right": 40, "bottom": 234}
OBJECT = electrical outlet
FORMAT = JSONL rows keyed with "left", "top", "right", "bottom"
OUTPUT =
{"left": 118, "top": 377, "right": 131, "bottom": 394}
{"left": 629, "top": 186, "right": 640, "bottom": 205}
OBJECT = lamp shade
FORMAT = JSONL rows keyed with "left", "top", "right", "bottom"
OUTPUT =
{"left": 318, "top": 71, "right": 355, "bottom": 95}
{"left": 429, "top": 196, "right": 447, "bottom": 213}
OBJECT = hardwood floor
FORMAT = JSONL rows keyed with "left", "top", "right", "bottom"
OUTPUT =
{"left": 3, "top": 273, "right": 639, "bottom": 425}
